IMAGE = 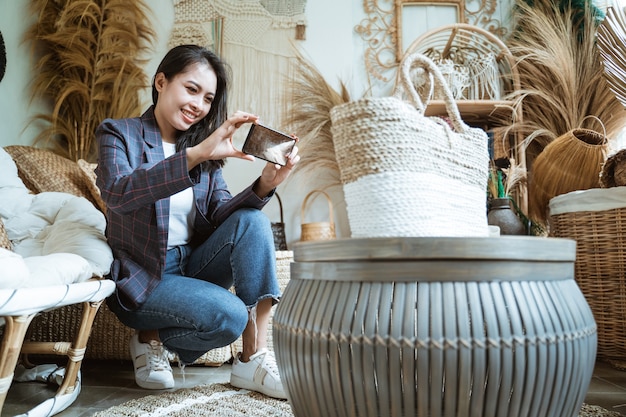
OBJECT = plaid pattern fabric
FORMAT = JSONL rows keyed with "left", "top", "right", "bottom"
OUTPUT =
{"left": 96, "top": 107, "right": 269, "bottom": 310}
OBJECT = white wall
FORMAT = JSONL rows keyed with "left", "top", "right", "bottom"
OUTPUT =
{"left": 0, "top": 1, "right": 46, "bottom": 148}
{"left": 0, "top": 0, "right": 495, "bottom": 246}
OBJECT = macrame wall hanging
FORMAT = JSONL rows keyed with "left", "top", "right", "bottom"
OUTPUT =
{"left": 355, "top": 0, "right": 511, "bottom": 87}
{"left": 170, "top": 0, "right": 307, "bottom": 133}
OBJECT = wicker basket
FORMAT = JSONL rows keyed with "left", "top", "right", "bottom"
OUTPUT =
{"left": 300, "top": 190, "right": 336, "bottom": 241}
{"left": 549, "top": 188, "right": 626, "bottom": 370}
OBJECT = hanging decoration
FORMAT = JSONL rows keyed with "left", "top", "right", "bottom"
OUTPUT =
{"left": 170, "top": 0, "right": 307, "bottom": 132}
{"left": 355, "top": 0, "right": 509, "bottom": 85}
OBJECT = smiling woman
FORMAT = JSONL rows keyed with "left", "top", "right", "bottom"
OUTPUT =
{"left": 0, "top": 30, "right": 6, "bottom": 83}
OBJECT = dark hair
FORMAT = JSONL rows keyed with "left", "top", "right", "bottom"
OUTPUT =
{"left": 152, "top": 45, "right": 230, "bottom": 170}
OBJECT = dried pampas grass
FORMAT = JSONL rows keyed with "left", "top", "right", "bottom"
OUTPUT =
{"left": 502, "top": 158, "right": 527, "bottom": 198}
{"left": 528, "top": 128, "right": 609, "bottom": 224}
{"left": 496, "top": 0, "right": 625, "bottom": 168}
{"left": 598, "top": 6, "right": 626, "bottom": 109}
{"left": 488, "top": 158, "right": 527, "bottom": 200}
{"left": 25, "top": 0, "right": 156, "bottom": 162}
{"left": 282, "top": 51, "right": 351, "bottom": 188}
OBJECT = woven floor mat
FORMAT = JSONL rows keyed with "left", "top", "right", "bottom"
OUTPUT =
{"left": 92, "top": 383, "right": 622, "bottom": 417}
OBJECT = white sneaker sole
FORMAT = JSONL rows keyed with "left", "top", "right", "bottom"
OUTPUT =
{"left": 135, "top": 375, "right": 175, "bottom": 390}
{"left": 230, "top": 374, "right": 288, "bottom": 399}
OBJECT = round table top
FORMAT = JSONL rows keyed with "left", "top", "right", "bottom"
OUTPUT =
{"left": 292, "top": 236, "right": 576, "bottom": 263}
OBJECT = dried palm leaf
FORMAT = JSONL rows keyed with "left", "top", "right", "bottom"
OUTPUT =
{"left": 281, "top": 51, "right": 351, "bottom": 188}
{"left": 502, "top": 158, "right": 527, "bottom": 197}
{"left": 494, "top": 0, "right": 625, "bottom": 170}
{"left": 597, "top": 6, "right": 626, "bottom": 109}
{"left": 25, "top": 0, "right": 156, "bottom": 162}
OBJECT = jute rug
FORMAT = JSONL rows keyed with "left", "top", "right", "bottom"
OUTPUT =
{"left": 93, "top": 383, "right": 622, "bottom": 417}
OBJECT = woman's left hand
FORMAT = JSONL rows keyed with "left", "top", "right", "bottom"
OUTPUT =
{"left": 254, "top": 139, "right": 300, "bottom": 198}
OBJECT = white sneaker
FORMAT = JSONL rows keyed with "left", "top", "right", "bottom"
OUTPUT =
{"left": 230, "top": 348, "right": 287, "bottom": 399}
{"left": 129, "top": 333, "right": 175, "bottom": 390}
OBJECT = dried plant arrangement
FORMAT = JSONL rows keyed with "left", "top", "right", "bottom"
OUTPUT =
{"left": 597, "top": 6, "right": 626, "bottom": 109}
{"left": 25, "top": 0, "right": 156, "bottom": 162}
{"left": 495, "top": 0, "right": 625, "bottom": 168}
{"left": 281, "top": 51, "right": 351, "bottom": 188}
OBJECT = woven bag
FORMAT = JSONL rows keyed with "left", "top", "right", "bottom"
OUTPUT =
{"left": 300, "top": 190, "right": 336, "bottom": 241}
{"left": 271, "top": 192, "right": 288, "bottom": 250}
{"left": 329, "top": 53, "right": 490, "bottom": 237}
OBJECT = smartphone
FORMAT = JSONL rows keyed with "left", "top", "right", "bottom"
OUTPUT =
{"left": 242, "top": 123, "right": 296, "bottom": 166}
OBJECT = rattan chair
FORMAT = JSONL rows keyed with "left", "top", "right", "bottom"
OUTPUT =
{"left": 0, "top": 279, "right": 115, "bottom": 416}
{"left": 0, "top": 145, "right": 116, "bottom": 416}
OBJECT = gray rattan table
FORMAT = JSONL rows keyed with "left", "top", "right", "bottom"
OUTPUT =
{"left": 273, "top": 236, "right": 597, "bottom": 417}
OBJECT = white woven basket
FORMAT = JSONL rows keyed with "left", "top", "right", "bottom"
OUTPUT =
{"left": 330, "top": 53, "right": 489, "bottom": 238}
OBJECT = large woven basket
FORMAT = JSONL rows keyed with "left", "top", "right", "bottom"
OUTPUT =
{"left": 549, "top": 187, "right": 626, "bottom": 370}
{"left": 330, "top": 53, "right": 489, "bottom": 238}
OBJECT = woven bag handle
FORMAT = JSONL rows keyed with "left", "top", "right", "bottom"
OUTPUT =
{"left": 301, "top": 189, "right": 334, "bottom": 225}
{"left": 393, "top": 52, "right": 469, "bottom": 133}
{"left": 274, "top": 192, "right": 285, "bottom": 223}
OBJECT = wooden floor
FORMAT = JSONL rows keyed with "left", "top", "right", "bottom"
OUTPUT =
{"left": 3, "top": 359, "right": 626, "bottom": 416}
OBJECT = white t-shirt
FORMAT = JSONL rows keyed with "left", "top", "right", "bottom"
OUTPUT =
{"left": 163, "top": 142, "right": 195, "bottom": 249}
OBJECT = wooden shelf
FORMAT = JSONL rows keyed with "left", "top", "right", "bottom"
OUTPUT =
{"left": 423, "top": 100, "right": 516, "bottom": 125}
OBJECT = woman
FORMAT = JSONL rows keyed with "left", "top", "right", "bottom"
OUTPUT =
{"left": 95, "top": 44, "right": 299, "bottom": 399}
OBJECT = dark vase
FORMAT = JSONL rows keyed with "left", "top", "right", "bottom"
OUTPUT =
{"left": 488, "top": 197, "right": 527, "bottom": 235}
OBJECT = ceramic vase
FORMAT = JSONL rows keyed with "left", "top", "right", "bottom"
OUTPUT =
{"left": 488, "top": 197, "right": 526, "bottom": 235}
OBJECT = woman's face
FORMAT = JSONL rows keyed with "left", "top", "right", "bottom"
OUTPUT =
{"left": 154, "top": 61, "right": 217, "bottom": 143}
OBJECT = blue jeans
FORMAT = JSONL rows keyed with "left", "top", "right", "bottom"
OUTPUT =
{"left": 108, "top": 208, "right": 280, "bottom": 364}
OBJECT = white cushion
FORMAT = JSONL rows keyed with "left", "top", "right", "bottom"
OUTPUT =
{"left": 549, "top": 186, "right": 626, "bottom": 216}
{"left": 0, "top": 148, "right": 27, "bottom": 189}
{"left": 0, "top": 249, "right": 91, "bottom": 289}
{"left": 0, "top": 147, "right": 113, "bottom": 283}
{"left": 5, "top": 193, "right": 112, "bottom": 278}
{"left": 0, "top": 248, "right": 29, "bottom": 288}
{"left": 0, "top": 148, "right": 33, "bottom": 218}
{"left": 23, "top": 253, "right": 92, "bottom": 287}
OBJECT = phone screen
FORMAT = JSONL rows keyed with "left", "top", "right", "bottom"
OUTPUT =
{"left": 242, "top": 124, "right": 296, "bottom": 166}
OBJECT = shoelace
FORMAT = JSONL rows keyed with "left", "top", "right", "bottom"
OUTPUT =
{"left": 146, "top": 341, "right": 171, "bottom": 372}
{"left": 260, "top": 352, "right": 280, "bottom": 378}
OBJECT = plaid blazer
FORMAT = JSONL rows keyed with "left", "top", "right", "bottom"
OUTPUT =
{"left": 96, "top": 107, "right": 269, "bottom": 310}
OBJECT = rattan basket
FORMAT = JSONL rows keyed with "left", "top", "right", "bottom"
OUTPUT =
{"left": 549, "top": 188, "right": 626, "bottom": 370}
{"left": 300, "top": 190, "right": 336, "bottom": 241}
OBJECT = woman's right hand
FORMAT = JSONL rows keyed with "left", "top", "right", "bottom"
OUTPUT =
{"left": 187, "top": 111, "right": 258, "bottom": 169}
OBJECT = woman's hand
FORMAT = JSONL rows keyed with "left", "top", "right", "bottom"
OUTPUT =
{"left": 187, "top": 111, "right": 258, "bottom": 169}
{"left": 253, "top": 138, "right": 300, "bottom": 198}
